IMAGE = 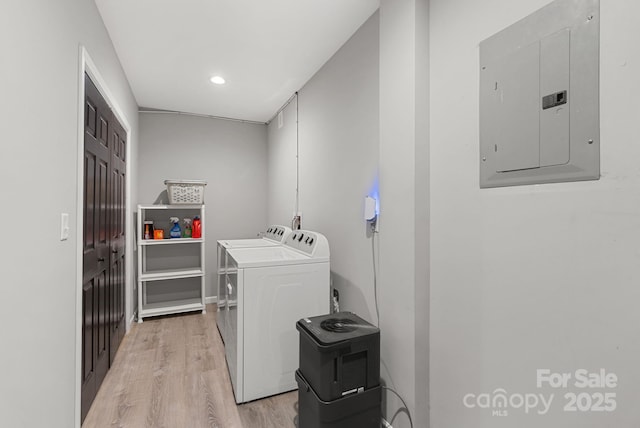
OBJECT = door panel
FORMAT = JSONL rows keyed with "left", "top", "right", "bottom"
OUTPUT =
{"left": 84, "top": 155, "right": 95, "bottom": 256}
{"left": 242, "top": 264, "right": 329, "bottom": 402}
{"left": 225, "top": 265, "right": 241, "bottom": 402}
{"left": 82, "top": 74, "right": 111, "bottom": 422}
{"left": 81, "top": 73, "right": 127, "bottom": 422}
{"left": 81, "top": 279, "right": 95, "bottom": 414}
{"left": 95, "top": 268, "right": 109, "bottom": 386}
{"left": 109, "top": 118, "right": 126, "bottom": 362}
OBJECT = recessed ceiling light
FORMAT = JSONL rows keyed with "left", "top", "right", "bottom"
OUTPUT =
{"left": 210, "top": 76, "right": 225, "bottom": 85}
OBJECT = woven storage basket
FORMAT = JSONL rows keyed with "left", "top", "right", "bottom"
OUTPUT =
{"left": 164, "top": 180, "right": 207, "bottom": 204}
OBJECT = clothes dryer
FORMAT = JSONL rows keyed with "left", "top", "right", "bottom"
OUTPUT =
{"left": 216, "top": 225, "right": 291, "bottom": 344}
{"left": 225, "top": 230, "right": 330, "bottom": 403}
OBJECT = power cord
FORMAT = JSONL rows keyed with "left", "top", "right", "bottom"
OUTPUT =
{"left": 382, "top": 386, "right": 414, "bottom": 428}
{"left": 381, "top": 417, "right": 393, "bottom": 428}
{"left": 371, "top": 222, "right": 413, "bottom": 428}
{"left": 371, "top": 222, "right": 380, "bottom": 327}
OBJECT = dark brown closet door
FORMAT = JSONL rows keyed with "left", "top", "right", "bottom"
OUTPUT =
{"left": 109, "top": 118, "right": 126, "bottom": 363}
{"left": 81, "top": 73, "right": 127, "bottom": 422}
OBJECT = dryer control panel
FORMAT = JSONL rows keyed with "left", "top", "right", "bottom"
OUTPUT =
{"left": 264, "top": 225, "right": 292, "bottom": 243}
{"left": 285, "top": 230, "right": 330, "bottom": 258}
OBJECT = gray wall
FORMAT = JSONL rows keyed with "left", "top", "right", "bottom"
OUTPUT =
{"left": 267, "top": 99, "right": 298, "bottom": 225}
{"left": 298, "top": 10, "right": 380, "bottom": 325}
{"left": 0, "top": 1, "right": 138, "bottom": 427}
{"left": 268, "top": 9, "right": 426, "bottom": 427}
{"left": 138, "top": 112, "right": 268, "bottom": 298}
{"left": 413, "top": 1, "right": 430, "bottom": 426}
{"left": 430, "top": 0, "right": 640, "bottom": 427}
{"left": 268, "top": 12, "right": 379, "bottom": 323}
{"left": 378, "top": 0, "right": 429, "bottom": 426}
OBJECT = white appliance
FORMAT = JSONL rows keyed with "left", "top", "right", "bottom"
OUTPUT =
{"left": 216, "top": 225, "right": 292, "bottom": 344}
{"left": 225, "top": 230, "right": 330, "bottom": 403}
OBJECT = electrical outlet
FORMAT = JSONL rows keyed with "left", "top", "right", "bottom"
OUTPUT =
{"left": 292, "top": 211, "right": 302, "bottom": 230}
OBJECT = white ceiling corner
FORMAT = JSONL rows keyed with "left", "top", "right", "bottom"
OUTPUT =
{"left": 95, "top": 0, "right": 380, "bottom": 123}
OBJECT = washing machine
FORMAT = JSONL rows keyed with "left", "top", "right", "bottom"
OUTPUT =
{"left": 224, "top": 230, "right": 330, "bottom": 403}
{"left": 216, "top": 225, "right": 292, "bottom": 344}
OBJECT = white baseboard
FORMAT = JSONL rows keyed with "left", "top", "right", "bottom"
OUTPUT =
{"left": 126, "top": 313, "right": 136, "bottom": 332}
{"left": 205, "top": 296, "right": 218, "bottom": 304}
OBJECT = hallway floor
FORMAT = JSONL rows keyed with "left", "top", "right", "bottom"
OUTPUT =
{"left": 83, "top": 305, "right": 297, "bottom": 427}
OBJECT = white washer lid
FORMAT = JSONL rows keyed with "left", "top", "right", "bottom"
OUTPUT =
{"left": 217, "top": 238, "right": 280, "bottom": 249}
{"left": 227, "top": 246, "right": 328, "bottom": 268}
{"left": 217, "top": 224, "right": 292, "bottom": 248}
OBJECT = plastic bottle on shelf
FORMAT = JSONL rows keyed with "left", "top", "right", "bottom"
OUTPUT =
{"left": 183, "top": 218, "right": 192, "bottom": 238}
{"left": 192, "top": 216, "right": 202, "bottom": 239}
{"left": 144, "top": 221, "right": 152, "bottom": 239}
{"left": 169, "top": 217, "right": 182, "bottom": 238}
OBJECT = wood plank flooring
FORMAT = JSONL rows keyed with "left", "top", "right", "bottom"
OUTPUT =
{"left": 83, "top": 305, "right": 298, "bottom": 428}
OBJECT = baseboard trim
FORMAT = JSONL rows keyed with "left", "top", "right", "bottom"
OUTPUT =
{"left": 205, "top": 296, "right": 218, "bottom": 305}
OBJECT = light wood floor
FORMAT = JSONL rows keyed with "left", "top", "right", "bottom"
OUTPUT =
{"left": 83, "top": 305, "right": 298, "bottom": 428}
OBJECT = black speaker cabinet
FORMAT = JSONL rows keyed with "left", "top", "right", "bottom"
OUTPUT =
{"left": 296, "top": 312, "right": 380, "bottom": 402}
{"left": 296, "top": 370, "right": 381, "bottom": 428}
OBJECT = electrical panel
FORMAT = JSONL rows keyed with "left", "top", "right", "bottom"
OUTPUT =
{"left": 479, "top": 0, "right": 600, "bottom": 188}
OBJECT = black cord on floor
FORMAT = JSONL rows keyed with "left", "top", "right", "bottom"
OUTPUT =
{"left": 382, "top": 386, "right": 414, "bottom": 428}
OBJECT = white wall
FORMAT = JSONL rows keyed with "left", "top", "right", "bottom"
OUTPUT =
{"left": 414, "top": 0, "right": 430, "bottom": 426}
{"left": 138, "top": 112, "right": 268, "bottom": 298}
{"left": 430, "top": 1, "right": 640, "bottom": 427}
{"left": 269, "top": 9, "right": 427, "bottom": 427}
{"left": 267, "top": 99, "right": 298, "bottom": 226}
{"left": 298, "top": 11, "right": 380, "bottom": 324}
{"left": 378, "top": 0, "right": 429, "bottom": 426}
{"left": 268, "top": 12, "right": 380, "bottom": 324}
{"left": 0, "top": 1, "right": 138, "bottom": 427}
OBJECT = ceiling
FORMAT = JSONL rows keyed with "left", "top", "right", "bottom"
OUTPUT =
{"left": 95, "top": 0, "right": 380, "bottom": 123}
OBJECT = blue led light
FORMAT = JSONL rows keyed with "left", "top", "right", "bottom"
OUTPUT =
{"left": 368, "top": 176, "right": 380, "bottom": 216}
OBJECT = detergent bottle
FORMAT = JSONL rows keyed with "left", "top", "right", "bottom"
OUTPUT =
{"left": 169, "top": 217, "right": 182, "bottom": 238}
{"left": 192, "top": 216, "right": 202, "bottom": 239}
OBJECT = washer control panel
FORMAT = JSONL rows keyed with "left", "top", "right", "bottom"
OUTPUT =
{"left": 264, "top": 225, "right": 292, "bottom": 243}
{"left": 285, "top": 230, "right": 330, "bottom": 258}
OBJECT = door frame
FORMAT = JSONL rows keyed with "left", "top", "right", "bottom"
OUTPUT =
{"left": 75, "top": 46, "right": 133, "bottom": 428}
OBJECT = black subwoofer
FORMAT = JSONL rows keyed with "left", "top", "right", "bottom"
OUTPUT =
{"left": 296, "top": 312, "right": 381, "bottom": 428}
